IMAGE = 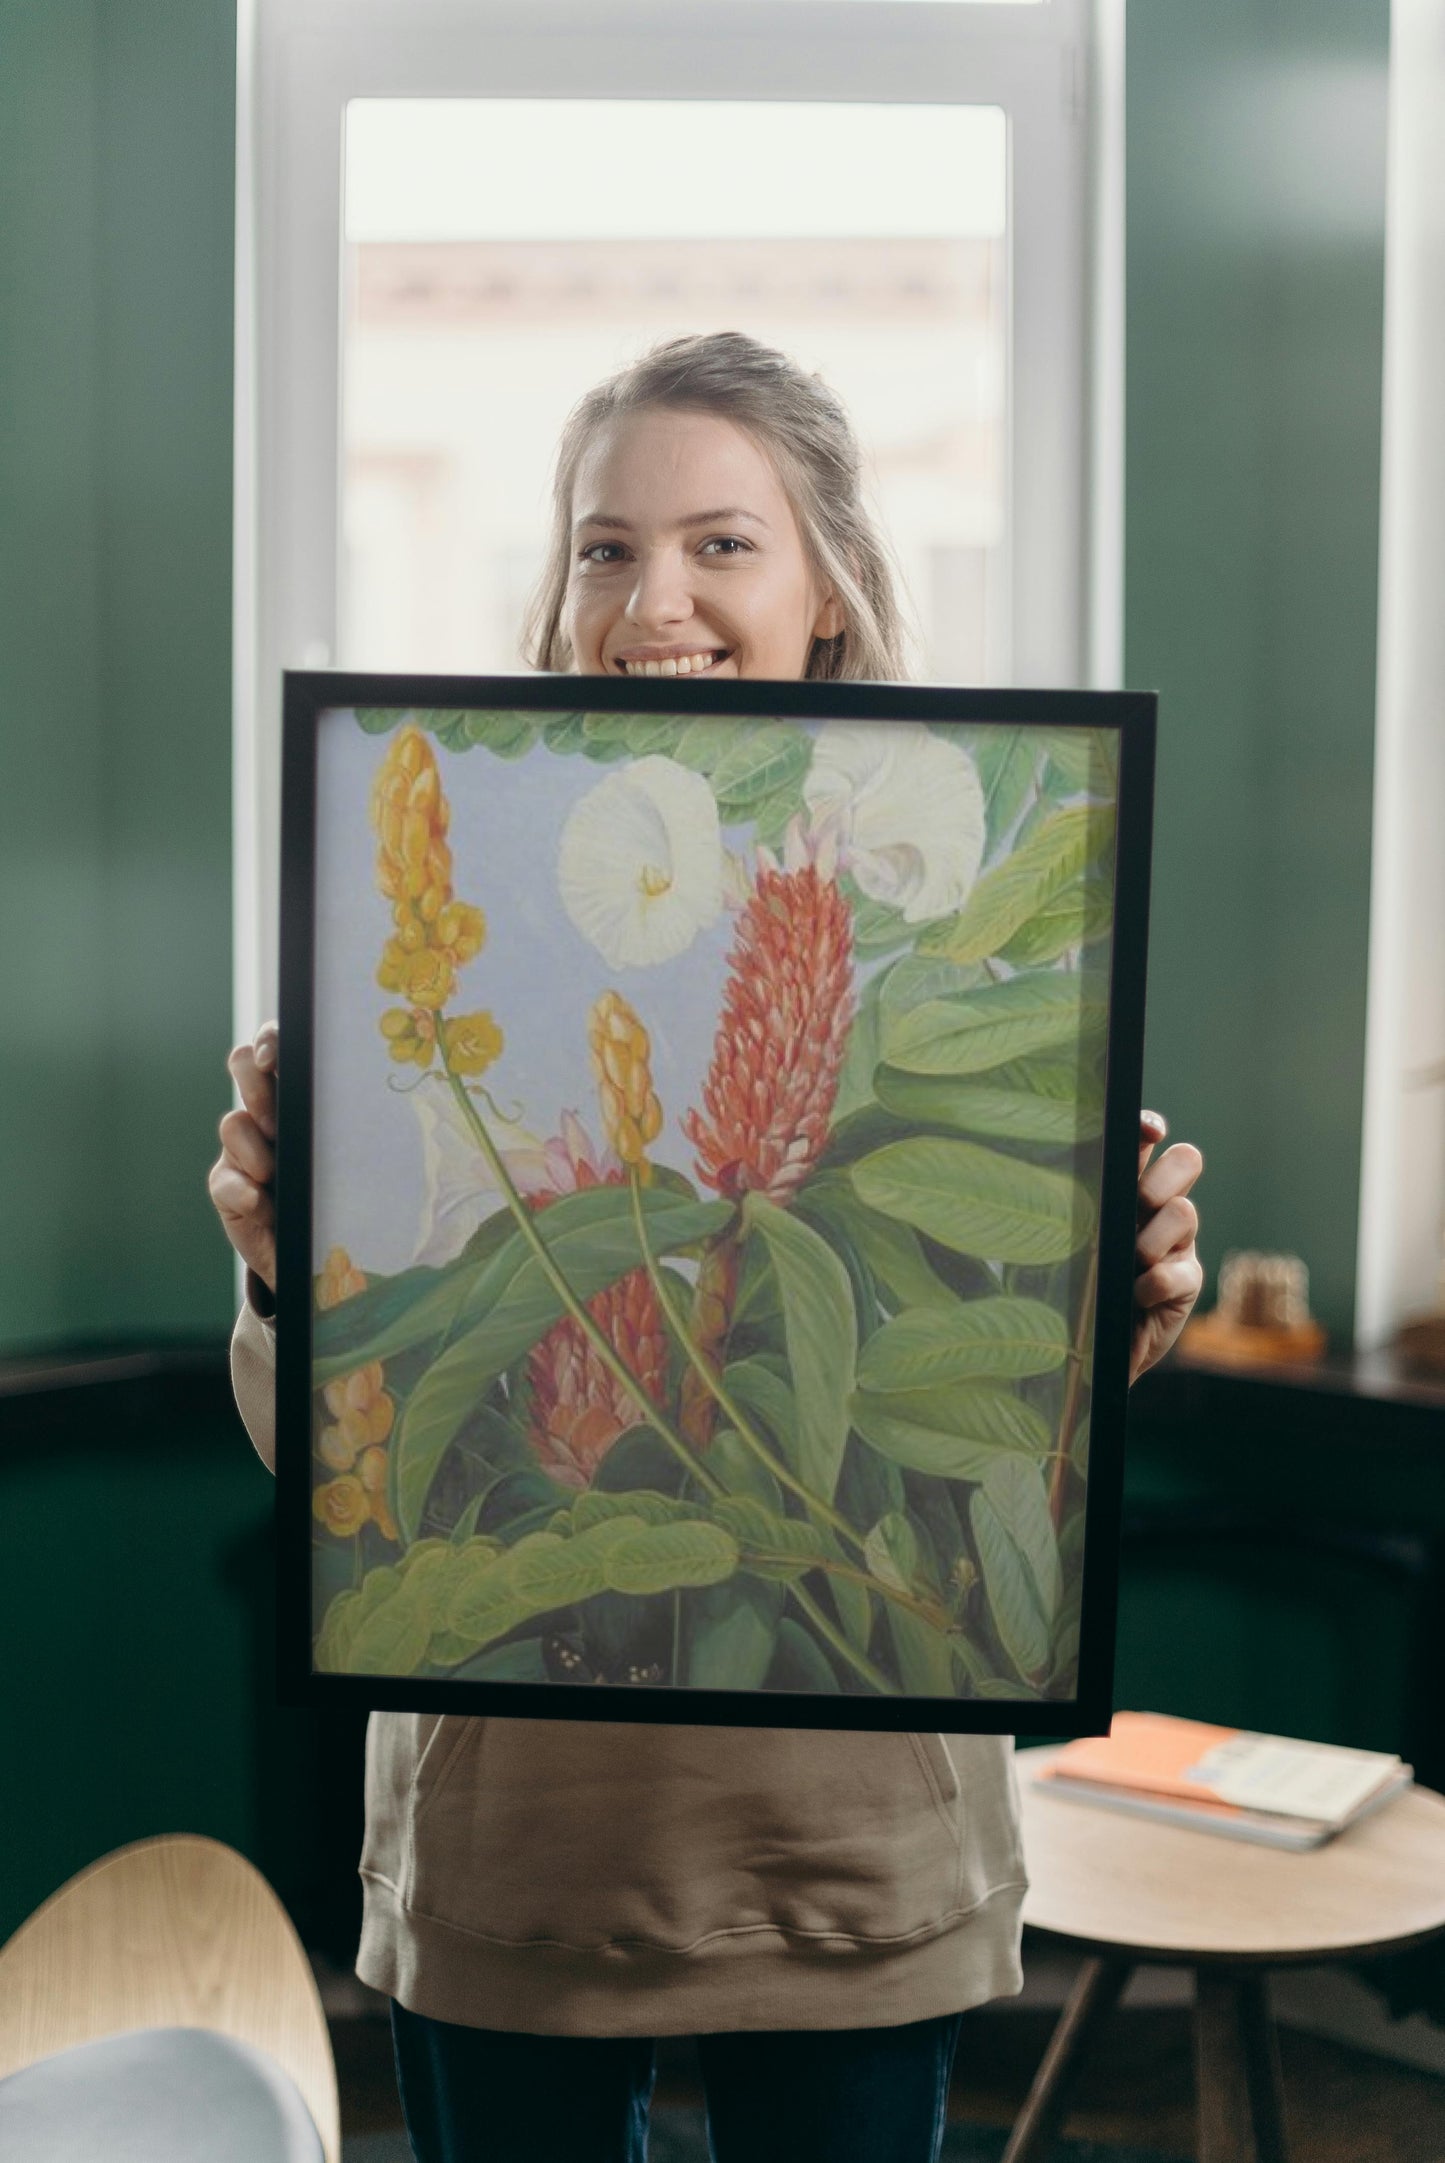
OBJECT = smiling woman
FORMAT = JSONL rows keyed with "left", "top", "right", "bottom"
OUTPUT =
{"left": 523, "top": 332, "right": 908, "bottom": 684}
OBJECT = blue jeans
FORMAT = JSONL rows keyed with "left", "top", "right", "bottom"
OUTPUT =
{"left": 390, "top": 1999, "right": 965, "bottom": 2163}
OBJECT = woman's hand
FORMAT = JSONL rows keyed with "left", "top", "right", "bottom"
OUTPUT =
{"left": 209, "top": 1021, "right": 279, "bottom": 1296}
{"left": 1131, "top": 1112, "right": 1203, "bottom": 1383}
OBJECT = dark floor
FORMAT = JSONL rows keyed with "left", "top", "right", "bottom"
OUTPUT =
{"left": 332, "top": 2000, "right": 1445, "bottom": 2162}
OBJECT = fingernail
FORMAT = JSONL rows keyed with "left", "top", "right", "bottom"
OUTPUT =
{"left": 1142, "top": 1110, "right": 1167, "bottom": 1136}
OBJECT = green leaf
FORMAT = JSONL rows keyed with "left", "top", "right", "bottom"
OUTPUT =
{"left": 344, "top": 1561, "right": 440, "bottom": 1677}
{"left": 314, "top": 1588, "right": 364, "bottom": 1673}
{"left": 443, "top": 1539, "right": 531, "bottom": 1647}
{"left": 797, "top": 1179, "right": 957, "bottom": 1314}
{"left": 569, "top": 1488, "right": 696, "bottom": 1530}
{"left": 878, "top": 953, "right": 986, "bottom": 1033}
{"left": 999, "top": 881, "right": 1114, "bottom": 969}
{"left": 767, "top": 1617, "right": 843, "bottom": 1693}
{"left": 740, "top": 1195, "right": 857, "bottom": 1503}
{"left": 714, "top": 1496, "right": 833, "bottom": 1580}
{"left": 707, "top": 1427, "right": 785, "bottom": 1511}
{"left": 919, "top": 805, "right": 1115, "bottom": 964}
{"left": 883, "top": 972, "right": 1106, "bottom": 1078}
{"left": 391, "top": 1189, "right": 731, "bottom": 1539}
{"left": 312, "top": 1254, "right": 494, "bottom": 1383}
{"left": 541, "top": 711, "right": 594, "bottom": 755}
{"left": 688, "top": 1576, "right": 784, "bottom": 1690}
{"left": 509, "top": 1525, "right": 627, "bottom": 1608}
{"left": 857, "top": 1298, "right": 1069, "bottom": 1393}
{"left": 851, "top": 1382, "right": 1051, "bottom": 1479}
{"left": 851, "top": 1137, "right": 1095, "bottom": 1264}
{"left": 448, "top": 1491, "right": 491, "bottom": 1545}
{"left": 463, "top": 710, "right": 541, "bottom": 759}
{"left": 575, "top": 711, "right": 675, "bottom": 757}
{"left": 353, "top": 707, "right": 411, "bottom": 735}
{"left": 971, "top": 728, "right": 1038, "bottom": 851}
{"left": 600, "top": 1519, "right": 740, "bottom": 1596}
{"left": 832, "top": 969, "right": 885, "bottom": 1123}
{"left": 1034, "top": 727, "right": 1118, "bottom": 797}
{"left": 874, "top": 1056, "right": 1104, "bottom": 1145}
{"left": 705, "top": 722, "right": 811, "bottom": 817}
{"left": 970, "top": 1458, "right": 1061, "bottom": 1682}
{"left": 868, "top": 1512, "right": 955, "bottom": 1697}
{"left": 722, "top": 1358, "right": 798, "bottom": 1460}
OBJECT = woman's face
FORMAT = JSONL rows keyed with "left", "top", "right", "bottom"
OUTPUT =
{"left": 562, "top": 407, "right": 843, "bottom": 682}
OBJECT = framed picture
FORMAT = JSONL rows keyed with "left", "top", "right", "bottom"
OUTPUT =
{"left": 277, "top": 673, "right": 1154, "bottom": 1733}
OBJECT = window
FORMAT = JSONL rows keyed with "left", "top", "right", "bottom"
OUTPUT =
{"left": 236, "top": 0, "right": 1119, "bottom": 1022}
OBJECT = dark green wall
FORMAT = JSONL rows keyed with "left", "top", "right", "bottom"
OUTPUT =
{"left": 1127, "top": 0, "right": 1390, "bottom": 1340}
{"left": 0, "top": 0, "right": 237, "bottom": 1352}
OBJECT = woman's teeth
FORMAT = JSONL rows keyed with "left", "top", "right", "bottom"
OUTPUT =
{"left": 621, "top": 651, "right": 725, "bottom": 677}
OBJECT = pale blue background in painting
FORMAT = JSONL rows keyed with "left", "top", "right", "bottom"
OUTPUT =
{"left": 314, "top": 711, "right": 761, "bottom": 1275}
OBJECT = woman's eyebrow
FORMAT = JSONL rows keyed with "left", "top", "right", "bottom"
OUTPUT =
{"left": 573, "top": 507, "right": 772, "bottom": 535}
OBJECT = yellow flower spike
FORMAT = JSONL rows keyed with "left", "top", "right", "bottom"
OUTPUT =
{"left": 317, "top": 1425, "right": 356, "bottom": 1472}
{"left": 588, "top": 992, "right": 663, "bottom": 1179}
{"left": 397, "top": 948, "right": 456, "bottom": 1011}
{"left": 337, "top": 1406, "right": 375, "bottom": 1455}
{"left": 365, "top": 1394, "right": 395, "bottom": 1445}
{"left": 441, "top": 1010, "right": 505, "bottom": 1078}
{"left": 317, "top": 1248, "right": 367, "bottom": 1310}
{"left": 356, "top": 1445, "right": 389, "bottom": 1495}
{"left": 312, "top": 1476, "right": 370, "bottom": 1538}
{"left": 435, "top": 901, "right": 486, "bottom": 968}
{"left": 409, "top": 764, "right": 440, "bottom": 820}
{"left": 380, "top": 1006, "right": 436, "bottom": 1067}
{"left": 369, "top": 1488, "right": 400, "bottom": 1544}
{"left": 417, "top": 884, "right": 446, "bottom": 924}
{"left": 401, "top": 808, "right": 432, "bottom": 871}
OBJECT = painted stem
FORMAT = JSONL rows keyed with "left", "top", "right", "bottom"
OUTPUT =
{"left": 790, "top": 1582, "right": 897, "bottom": 1694}
{"left": 1049, "top": 1242, "right": 1098, "bottom": 1527}
{"left": 627, "top": 1171, "right": 868, "bottom": 1556}
{"left": 442, "top": 1066, "right": 724, "bottom": 1500}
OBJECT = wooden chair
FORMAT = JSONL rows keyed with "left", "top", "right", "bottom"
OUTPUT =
{"left": 0, "top": 1834, "right": 340, "bottom": 2163}
{"left": 1005, "top": 1747, "right": 1445, "bottom": 2163}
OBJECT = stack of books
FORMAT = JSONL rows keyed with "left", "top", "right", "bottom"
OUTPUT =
{"left": 1031, "top": 1712, "right": 1412, "bottom": 1850}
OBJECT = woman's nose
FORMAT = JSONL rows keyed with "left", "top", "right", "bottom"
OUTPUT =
{"left": 625, "top": 547, "right": 693, "bottom": 631}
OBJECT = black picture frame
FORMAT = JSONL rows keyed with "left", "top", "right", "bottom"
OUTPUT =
{"left": 277, "top": 672, "right": 1154, "bottom": 1734}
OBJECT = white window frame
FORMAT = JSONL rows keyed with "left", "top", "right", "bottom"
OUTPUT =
{"left": 234, "top": 0, "right": 1122, "bottom": 1029}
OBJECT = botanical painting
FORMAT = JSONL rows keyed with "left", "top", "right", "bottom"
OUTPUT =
{"left": 307, "top": 706, "right": 1117, "bottom": 1705}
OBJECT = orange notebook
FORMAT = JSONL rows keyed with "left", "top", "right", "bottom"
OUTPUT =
{"left": 1039, "top": 1711, "right": 1404, "bottom": 1827}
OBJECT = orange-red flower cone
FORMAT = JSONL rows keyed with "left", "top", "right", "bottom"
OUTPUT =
{"left": 683, "top": 864, "right": 854, "bottom": 1205}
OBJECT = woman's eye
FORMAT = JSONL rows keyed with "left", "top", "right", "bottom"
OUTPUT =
{"left": 579, "top": 541, "right": 627, "bottom": 565}
{"left": 700, "top": 536, "right": 751, "bottom": 558}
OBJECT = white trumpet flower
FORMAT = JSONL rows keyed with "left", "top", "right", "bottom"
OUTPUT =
{"left": 558, "top": 755, "right": 724, "bottom": 966}
{"left": 802, "top": 722, "right": 985, "bottom": 923}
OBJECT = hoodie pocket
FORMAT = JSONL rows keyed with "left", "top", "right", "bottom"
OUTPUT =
{"left": 401, "top": 1719, "right": 980, "bottom": 1952}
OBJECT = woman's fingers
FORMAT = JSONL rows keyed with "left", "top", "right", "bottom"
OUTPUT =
{"left": 217, "top": 1107, "right": 274, "bottom": 1187}
{"left": 227, "top": 1023, "right": 279, "bottom": 1139}
{"left": 1134, "top": 1251, "right": 1204, "bottom": 1314}
{"left": 1137, "top": 1140, "right": 1204, "bottom": 1219}
{"left": 207, "top": 1155, "right": 277, "bottom": 1289}
{"left": 1135, "top": 1190, "right": 1199, "bottom": 1271}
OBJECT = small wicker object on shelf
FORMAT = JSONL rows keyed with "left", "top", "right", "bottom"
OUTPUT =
{"left": 1179, "top": 1249, "right": 1328, "bottom": 1369}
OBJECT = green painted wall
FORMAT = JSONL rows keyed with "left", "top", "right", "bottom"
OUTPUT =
{"left": 0, "top": 0, "right": 237, "bottom": 1352}
{"left": 1127, "top": 0, "right": 1390, "bottom": 1340}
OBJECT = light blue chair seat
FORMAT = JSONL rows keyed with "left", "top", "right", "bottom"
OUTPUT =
{"left": 0, "top": 2025, "right": 326, "bottom": 2162}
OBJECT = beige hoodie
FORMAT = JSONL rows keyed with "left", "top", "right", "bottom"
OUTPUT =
{"left": 234, "top": 1296, "right": 1027, "bottom": 2035}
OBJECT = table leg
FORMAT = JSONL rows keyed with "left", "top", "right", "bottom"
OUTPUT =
{"left": 1195, "top": 1969, "right": 1289, "bottom": 2163}
{"left": 1000, "top": 1955, "right": 1131, "bottom": 2163}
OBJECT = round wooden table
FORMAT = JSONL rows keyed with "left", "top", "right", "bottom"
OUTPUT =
{"left": 1007, "top": 1745, "right": 1445, "bottom": 2163}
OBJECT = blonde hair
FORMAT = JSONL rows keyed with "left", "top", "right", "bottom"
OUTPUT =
{"left": 521, "top": 331, "right": 914, "bottom": 683}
